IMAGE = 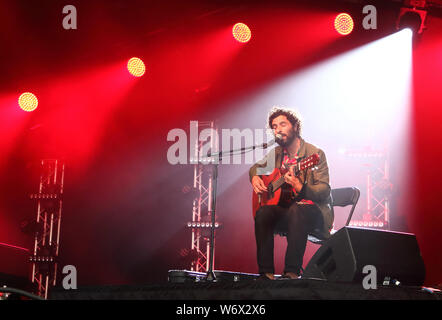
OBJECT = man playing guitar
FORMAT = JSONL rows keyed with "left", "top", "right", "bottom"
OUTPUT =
{"left": 250, "top": 107, "right": 333, "bottom": 280}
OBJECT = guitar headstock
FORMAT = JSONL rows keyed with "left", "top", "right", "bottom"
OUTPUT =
{"left": 300, "top": 153, "right": 320, "bottom": 170}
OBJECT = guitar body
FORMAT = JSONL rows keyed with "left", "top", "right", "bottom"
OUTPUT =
{"left": 252, "top": 169, "right": 283, "bottom": 218}
{"left": 251, "top": 153, "right": 320, "bottom": 218}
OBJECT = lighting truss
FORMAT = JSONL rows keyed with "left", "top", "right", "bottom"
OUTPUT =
{"left": 188, "top": 121, "right": 220, "bottom": 273}
{"left": 30, "top": 159, "right": 65, "bottom": 299}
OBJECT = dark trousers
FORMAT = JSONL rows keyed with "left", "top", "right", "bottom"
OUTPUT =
{"left": 254, "top": 203, "right": 323, "bottom": 275}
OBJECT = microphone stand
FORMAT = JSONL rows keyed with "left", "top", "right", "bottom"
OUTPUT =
{"left": 204, "top": 140, "right": 274, "bottom": 282}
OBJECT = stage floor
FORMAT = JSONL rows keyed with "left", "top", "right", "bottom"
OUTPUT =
{"left": 49, "top": 278, "right": 442, "bottom": 300}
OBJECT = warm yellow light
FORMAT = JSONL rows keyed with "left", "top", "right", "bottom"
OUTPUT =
{"left": 18, "top": 92, "right": 38, "bottom": 112}
{"left": 232, "top": 23, "right": 251, "bottom": 43}
{"left": 127, "top": 57, "right": 146, "bottom": 77}
{"left": 334, "top": 13, "right": 354, "bottom": 35}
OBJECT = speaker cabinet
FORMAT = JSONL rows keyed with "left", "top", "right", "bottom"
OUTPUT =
{"left": 303, "top": 227, "right": 426, "bottom": 286}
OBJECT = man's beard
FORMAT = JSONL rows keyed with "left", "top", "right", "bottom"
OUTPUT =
{"left": 276, "top": 128, "right": 298, "bottom": 148}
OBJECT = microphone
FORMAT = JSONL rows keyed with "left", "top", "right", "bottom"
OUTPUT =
{"left": 206, "top": 134, "right": 282, "bottom": 157}
{"left": 261, "top": 134, "right": 282, "bottom": 148}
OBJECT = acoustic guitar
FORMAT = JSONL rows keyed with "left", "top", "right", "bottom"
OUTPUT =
{"left": 252, "top": 153, "right": 320, "bottom": 218}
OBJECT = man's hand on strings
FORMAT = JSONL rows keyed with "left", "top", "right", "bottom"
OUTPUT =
{"left": 284, "top": 166, "right": 303, "bottom": 193}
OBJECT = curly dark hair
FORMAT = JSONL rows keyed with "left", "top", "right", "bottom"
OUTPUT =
{"left": 267, "top": 106, "right": 302, "bottom": 137}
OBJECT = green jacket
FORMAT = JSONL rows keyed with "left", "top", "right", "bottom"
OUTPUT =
{"left": 249, "top": 138, "right": 334, "bottom": 237}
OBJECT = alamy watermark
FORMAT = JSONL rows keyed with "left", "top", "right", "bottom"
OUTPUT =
{"left": 362, "top": 265, "right": 403, "bottom": 289}
{"left": 362, "top": 265, "right": 377, "bottom": 290}
{"left": 167, "top": 121, "right": 277, "bottom": 174}
{"left": 62, "top": 265, "right": 77, "bottom": 290}
{"left": 362, "top": 5, "right": 377, "bottom": 30}
{"left": 62, "top": 5, "right": 77, "bottom": 30}
{"left": 59, "top": 4, "right": 377, "bottom": 31}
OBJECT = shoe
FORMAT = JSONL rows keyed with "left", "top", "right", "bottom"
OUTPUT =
{"left": 255, "top": 273, "right": 274, "bottom": 281}
{"left": 279, "top": 272, "right": 299, "bottom": 280}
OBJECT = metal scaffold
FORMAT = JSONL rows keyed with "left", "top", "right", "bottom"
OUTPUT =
{"left": 344, "top": 147, "right": 392, "bottom": 229}
{"left": 187, "top": 121, "right": 220, "bottom": 273}
{"left": 29, "top": 159, "right": 65, "bottom": 299}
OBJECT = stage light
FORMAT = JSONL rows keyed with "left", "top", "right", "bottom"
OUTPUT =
{"left": 127, "top": 57, "right": 146, "bottom": 77}
{"left": 334, "top": 13, "right": 354, "bottom": 35}
{"left": 396, "top": 1, "right": 427, "bottom": 35}
{"left": 232, "top": 23, "right": 251, "bottom": 43}
{"left": 350, "top": 220, "right": 386, "bottom": 229}
{"left": 18, "top": 92, "right": 38, "bottom": 112}
{"left": 186, "top": 221, "right": 221, "bottom": 229}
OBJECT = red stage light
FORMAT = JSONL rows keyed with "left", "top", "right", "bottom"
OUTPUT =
{"left": 18, "top": 92, "right": 38, "bottom": 112}
{"left": 232, "top": 23, "right": 251, "bottom": 43}
{"left": 127, "top": 57, "right": 146, "bottom": 77}
{"left": 334, "top": 13, "right": 354, "bottom": 35}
